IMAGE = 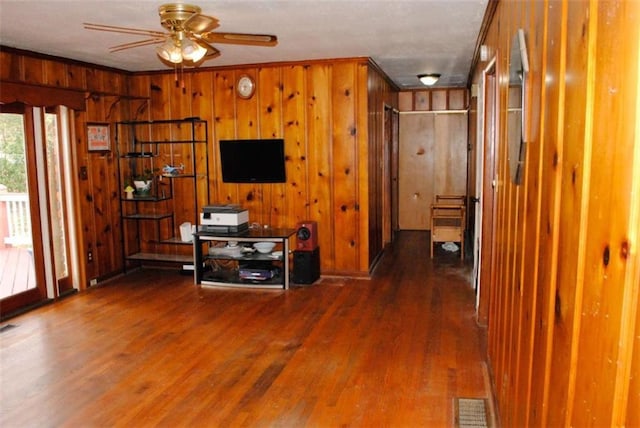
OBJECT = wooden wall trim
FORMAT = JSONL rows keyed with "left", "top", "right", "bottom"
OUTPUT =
{"left": 398, "top": 88, "right": 469, "bottom": 112}
{"left": 366, "top": 57, "right": 401, "bottom": 92}
{"left": 130, "top": 56, "right": 372, "bottom": 77}
{"left": 0, "top": 81, "right": 86, "bottom": 110}
{"left": 467, "top": 0, "right": 500, "bottom": 85}
{"left": 399, "top": 110, "right": 469, "bottom": 115}
{"left": 0, "top": 45, "right": 130, "bottom": 74}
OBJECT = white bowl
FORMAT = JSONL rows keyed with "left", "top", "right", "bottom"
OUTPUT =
{"left": 253, "top": 242, "right": 276, "bottom": 254}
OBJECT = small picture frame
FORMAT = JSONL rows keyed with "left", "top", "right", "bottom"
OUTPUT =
{"left": 87, "top": 122, "right": 111, "bottom": 152}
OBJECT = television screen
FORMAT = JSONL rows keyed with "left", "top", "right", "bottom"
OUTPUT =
{"left": 219, "top": 139, "right": 286, "bottom": 183}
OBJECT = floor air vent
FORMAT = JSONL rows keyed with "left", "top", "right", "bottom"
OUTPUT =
{"left": 0, "top": 324, "right": 17, "bottom": 334}
{"left": 455, "top": 397, "right": 489, "bottom": 428}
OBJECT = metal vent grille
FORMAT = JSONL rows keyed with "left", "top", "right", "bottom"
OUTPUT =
{"left": 455, "top": 397, "right": 489, "bottom": 428}
{"left": 0, "top": 324, "right": 17, "bottom": 334}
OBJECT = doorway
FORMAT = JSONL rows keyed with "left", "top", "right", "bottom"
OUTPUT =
{"left": 0, "top": 105, "right": 75, "bottom": 317}
{"left": 384, "top": 105, "right": 399, "bottom": 241}
{"left": 475, "top": 58, "right": 498, "bottom": 325}
{"left": 397, "top": 111, "right": 468, "bottom": 231}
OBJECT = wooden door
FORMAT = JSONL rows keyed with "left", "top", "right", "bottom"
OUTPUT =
{"left": 398, "top": 112, "right": 468, "bottom": 230}
{"left": 398, "top": 113, "right": 433, "bottom": 230}
{"left": 476, "top": 59, "right": 497, "bottom": 325}
{"left": 382, "top": 105, "right": 397, "bottom": 245}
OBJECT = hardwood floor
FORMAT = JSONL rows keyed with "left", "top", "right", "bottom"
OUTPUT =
{"left": 0, "top": 247, "right": 36, "bottom": 299}
{"left": 0, "top": 231, "right": 490, "bottom": 427}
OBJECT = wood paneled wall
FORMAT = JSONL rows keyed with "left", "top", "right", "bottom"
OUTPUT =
{"left": 471, "top": 0, "right": 640, "bottom": 426}
{"left": 129, "top": 58, "right": 395, "bottom": 276}
{"left": 397, "top": 89, "right": 469, "bottom": 230}
{"left": 398, "top": 88, "right": 468, "bottom": 112}
{"left": 1, "top": 49, "right": 397, "bottom": 284}
{"left": 0, "top": 48, "right": 133, "bottom": 287}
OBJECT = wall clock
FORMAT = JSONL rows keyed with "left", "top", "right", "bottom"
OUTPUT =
{"left": 237, "top": 75, "right": 256, "bottom": 99}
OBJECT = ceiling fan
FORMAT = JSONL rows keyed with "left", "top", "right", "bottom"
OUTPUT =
{"left": 84, "top": 3, "right": 278, "bottom": 66}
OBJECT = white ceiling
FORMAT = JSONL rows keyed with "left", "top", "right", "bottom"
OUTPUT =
{"left": 0, "top": 0, "right": 488, "bottom": 89}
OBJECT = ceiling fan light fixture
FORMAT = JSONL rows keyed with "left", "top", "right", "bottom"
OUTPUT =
{"left": 156, "top": 38, "right": 183, "bottom": 63}
{"left": 181, "top": 38, "right": 207, "bottom": 62}
{"left": 418, "top": 73, "right": 441, "bottom": 86}
{"left": 155, "top": 39, "right": 172, "bottom": 61}
{"left": 85, "top": 4, "right": 278, "bottom": 71}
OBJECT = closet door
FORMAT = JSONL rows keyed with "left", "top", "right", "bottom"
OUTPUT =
{"left": 398, "top": 112, "right": 467, "bottom": 230}
{"left": 398, "top": 113, "right": 434, "bottom": 230}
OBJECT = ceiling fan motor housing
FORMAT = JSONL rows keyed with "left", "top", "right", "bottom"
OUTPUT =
{"left": 158, "top": 3, "right": 201, "bottom": 31}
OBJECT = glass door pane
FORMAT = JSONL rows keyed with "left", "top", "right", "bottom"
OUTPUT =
{"left": 45, "top": 112, "right": 70, "bottom": 287}
{"left": 0, "top": 113, "right": 36, "bottom": 298}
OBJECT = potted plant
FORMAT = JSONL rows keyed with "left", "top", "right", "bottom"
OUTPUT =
{"left": 131, "top": 168, "right": 157, "bottom": 196}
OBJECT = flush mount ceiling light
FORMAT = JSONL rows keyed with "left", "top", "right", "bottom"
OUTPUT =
{"left": 418, "top": 74, "right": 441, "bottom": 86}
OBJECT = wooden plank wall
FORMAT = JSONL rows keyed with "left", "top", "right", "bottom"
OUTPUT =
{"left": 129, "top": 58, "right": 395, "bottom": 276}
{"left": 1, "top": 49, "right": 397, "bottom": 284}
{"left": 471, "top": 0, "right": 640, "bottom": 426}
{"left": 0, "top": 49, "right": 133, "bottom": 287}
{"left": 397, "top": 89, "right": 469, "bottom": 230}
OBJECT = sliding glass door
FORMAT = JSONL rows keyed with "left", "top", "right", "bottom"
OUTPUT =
{"left": 0, "top": 105, "right": 74, "bottom": 316}
{"left": 44, "top": 109, "right": 72, "bottom": 295}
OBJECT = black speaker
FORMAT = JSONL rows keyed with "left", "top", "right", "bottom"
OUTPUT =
{"left": 293, "top": 247, "right": 320, "bottom": 284}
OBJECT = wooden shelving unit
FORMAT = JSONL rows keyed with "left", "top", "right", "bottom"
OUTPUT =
{"left": 116, "top": 118, "right": 209, "bottom": 270}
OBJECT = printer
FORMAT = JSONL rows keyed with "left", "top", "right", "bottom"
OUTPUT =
{"left": 200, "top": 205, "right": 249, "bottom": 233}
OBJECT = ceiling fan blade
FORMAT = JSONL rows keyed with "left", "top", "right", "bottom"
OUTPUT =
{"left": 83, "top": 23, "right": 165, "bottom": 38}
{"left": 109, "top": 38, "right": 165, "bottom": 53}
{"left": 202, "top": 32, "right": 278, "bottom": 47}
{"left": 183, "top": 13, "right": 219, "bottom": 34}
{"left": 202, "top": 42, "right": 221, "bottom": 61}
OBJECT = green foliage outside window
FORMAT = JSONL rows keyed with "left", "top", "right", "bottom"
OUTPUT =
{"left": 0, "top": 114, "right": 27, "bottom": 192}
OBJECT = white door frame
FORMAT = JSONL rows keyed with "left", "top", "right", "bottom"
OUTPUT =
{"left": 474, "top": 57, "right": 497, "bottom": 311}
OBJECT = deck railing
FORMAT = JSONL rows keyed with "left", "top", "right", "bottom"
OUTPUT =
{"left": 0, "top": 192, "right": 32, "bottom": 247}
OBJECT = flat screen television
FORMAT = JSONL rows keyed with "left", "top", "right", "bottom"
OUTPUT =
{"left": 219, "top": 139, "right": 286, "bottom": 183}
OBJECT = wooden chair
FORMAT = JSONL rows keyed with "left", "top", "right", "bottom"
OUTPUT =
{"left": 435, "top": 194, "right": 466, "bottom": 206}
{"left": 430, "top": 195, "right": 466, "bottom": 259}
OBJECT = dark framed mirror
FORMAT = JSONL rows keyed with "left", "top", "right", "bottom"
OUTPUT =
{"left": 507, "top": 28, "right": 529, "bottom": 184}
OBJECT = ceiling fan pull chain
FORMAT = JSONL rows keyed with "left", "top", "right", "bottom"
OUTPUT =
{"left": 181, "top": 66, "right": 186, "bottom": 94}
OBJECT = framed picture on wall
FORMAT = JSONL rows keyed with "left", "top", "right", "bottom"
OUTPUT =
{"left": 87, "top": 122, "right": 111, "bottom": 152}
